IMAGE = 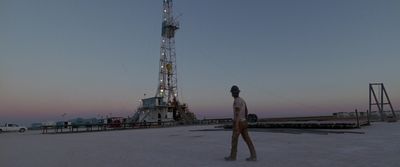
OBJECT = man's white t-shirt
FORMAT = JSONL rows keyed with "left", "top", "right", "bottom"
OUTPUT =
{"left": 233, "top": 97, "right": 247, "bottom": 121}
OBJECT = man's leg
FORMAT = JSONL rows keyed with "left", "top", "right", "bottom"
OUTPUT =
{"left": 226, "top": 127, "right": 240, "bottom": 160}
{"left": 241, "top": 121, "right": 257, "bottom": 160}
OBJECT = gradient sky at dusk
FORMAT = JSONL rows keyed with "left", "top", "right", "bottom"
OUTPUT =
{"left": 1, "top": 0, "right": 400, "bottom": 125}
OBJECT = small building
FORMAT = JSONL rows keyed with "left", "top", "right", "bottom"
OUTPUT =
{"left": 135, "top": 97, "right": 174, "bottom": 123}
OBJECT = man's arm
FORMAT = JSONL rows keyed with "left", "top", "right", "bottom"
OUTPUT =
{"left": 245, "top": 104, "right": 248, "bottom": 119}
{"left": 234, "top": 107, "right": 240, "bottom": 130}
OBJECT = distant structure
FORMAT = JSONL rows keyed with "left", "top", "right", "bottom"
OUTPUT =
{"left": 334, "top": 111, "right": 368, "bottom": 119}
{"left": 133, "top": 0, "right": 195, "bottom": 123}
{"left": 369, "top": 83, "right": 397, "bottom": 121}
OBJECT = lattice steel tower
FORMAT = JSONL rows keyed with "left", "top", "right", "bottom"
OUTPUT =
{"left": 157, "top": 0, "right": 180, "bottom": 104}
{"left": 133, "top": 0, "right": 195, "bottom": 123}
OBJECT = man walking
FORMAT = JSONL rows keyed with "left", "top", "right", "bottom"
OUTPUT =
{"left": 225, "top": 85, "right": 257, "bottom": 161}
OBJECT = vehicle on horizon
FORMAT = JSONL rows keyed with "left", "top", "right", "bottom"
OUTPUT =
{"left": 0, "top": 123, "right": 28, "bottom": 133}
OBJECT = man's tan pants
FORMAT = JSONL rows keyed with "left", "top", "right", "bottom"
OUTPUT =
{"left": 229, "top": 120, "right": 256, "bottom": 158}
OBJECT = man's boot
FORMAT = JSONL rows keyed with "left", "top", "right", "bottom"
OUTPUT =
{"left": 224, "top": 156, "right": 236, "bottom": 161}
{"left": 246, "top": 156, "right": 257, "bottom": 161}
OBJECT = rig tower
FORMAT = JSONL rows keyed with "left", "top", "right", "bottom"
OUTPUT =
{"left": 157, "top": 0, "right": 179, "bottom": 104}
{"left": 134, "top": 0, "right": 195, "bottom": 123}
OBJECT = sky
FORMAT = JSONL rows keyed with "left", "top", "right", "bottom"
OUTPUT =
{"left": 1, "top": 0, "right": 399, "bottom": 125}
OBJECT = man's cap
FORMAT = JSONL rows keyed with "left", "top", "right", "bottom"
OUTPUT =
{"left": 230, "top": 85, "right": 240, "bottom": 93}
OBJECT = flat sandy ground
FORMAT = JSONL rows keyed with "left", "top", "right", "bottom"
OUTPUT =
{"left": 1, "top": 122, "right": 399, "bottom": 167}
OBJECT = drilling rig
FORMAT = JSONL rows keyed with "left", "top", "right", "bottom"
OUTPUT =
{"left": 134, "top": 0, "right": 195, "bottom": 123}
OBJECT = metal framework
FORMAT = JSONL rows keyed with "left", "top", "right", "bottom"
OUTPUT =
{"left": 156, "top": 0, "right": 180, "bottom": 105}
{"left": 132, "top": 0, "right": 195, "bottom": 123}
{"left": 369, "top": 83, "right": 396, "bottom": 121}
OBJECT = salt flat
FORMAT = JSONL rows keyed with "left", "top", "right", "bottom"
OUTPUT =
{"left": 1, "top": 122, "right": 400, "bottom": 167}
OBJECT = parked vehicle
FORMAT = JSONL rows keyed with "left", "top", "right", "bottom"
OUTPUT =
{"left": 247, "top": 114, "right": 258, "bottom": 123}
{"left": 0, "top": 123, "right": 28, "bottom": 133}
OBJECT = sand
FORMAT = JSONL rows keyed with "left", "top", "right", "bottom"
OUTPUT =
{"left": 1, "top": 122, "right": 400, "bottom": 167}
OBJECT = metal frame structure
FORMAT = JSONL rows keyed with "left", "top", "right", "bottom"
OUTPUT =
{"left": 134, "top": 0, "right": 195, "bottom": 123}
{"left": 157, "top": 0, "right": 180, "bottom": 104}
{"left": 369, "top": 83, "right": 396, "bottom": 121}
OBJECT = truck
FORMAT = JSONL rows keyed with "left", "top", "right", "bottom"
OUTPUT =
{"left": 0, "top": 123, "right": 27, "bottom": 133}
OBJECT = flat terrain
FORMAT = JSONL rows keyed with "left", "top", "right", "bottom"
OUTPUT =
{"left": 1, "top": 122, "right": 400, "bottom": 167}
